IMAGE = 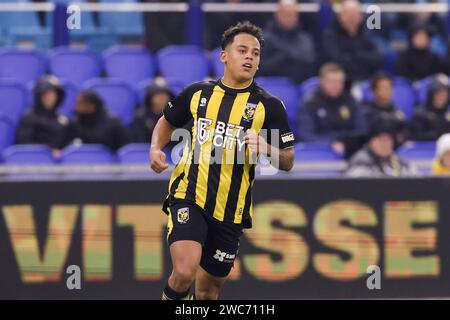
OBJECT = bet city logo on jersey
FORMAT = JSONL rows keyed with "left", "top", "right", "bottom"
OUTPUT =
{"left": 168, "top": 119, "right": 284, "bottom": 173}
{"left": 197, "top": 118, "right": 246, "bottom": 152}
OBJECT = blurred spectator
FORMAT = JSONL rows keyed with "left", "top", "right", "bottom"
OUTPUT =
{"left": 345, "top": 119, "right": 416, "bottom": 177}
{"left": 204, "top": 0, "right": 269, "bottom": 50}
{"left": 297, "top": 63, "right": 367, "bottom": 154}
{"left": 259, "top": 0, "right": 317, "bottom": 83}
{"left": 363, "top": 73, "right": 408, "bottom": 144}
{"left": 409, "top": 75, "right": 450, "bottom": 141}
{"left": 395, "top": 25, "right": 442, "bottom": 82}
{"left": 432, "top": 133, "right": 450, "bottom": 175}
{"left": 130, "top": 81, "right": 174, "bottom": 143}
{"left": 16, "top": 75, "right": 71, "bottom": 154}
{"left": 68, "top": 91, "right": 130, "bottom": 151}
{"left": 143, "top": 0, "right": 186, "bottom": 52}
{"left": 441, "top": 39, "right": 450, "bottom": 76}
{"left": 321, "top": 0, "right": 382, "bottom": 82}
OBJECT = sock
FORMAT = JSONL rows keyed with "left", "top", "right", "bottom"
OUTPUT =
{"left": 161, "top": 283, "right": 191, "bottom": 300}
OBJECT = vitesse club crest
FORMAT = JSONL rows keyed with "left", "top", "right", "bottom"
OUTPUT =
{"left": 243, "top": 103, "right": 257, "bottom": 121}
{"left": 339, "top": 105, "right": 350, "bottom": 120}
{"left": 177, "top": 207, "right": 189, "bottom": 224}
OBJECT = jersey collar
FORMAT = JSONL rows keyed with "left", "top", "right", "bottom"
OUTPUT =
{"left": 217, "top": 78, "right": 257, "bottom": 94}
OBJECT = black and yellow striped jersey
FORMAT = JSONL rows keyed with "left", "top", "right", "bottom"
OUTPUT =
{"left": 162, "top": 79, "right": 294, "bottom": 228}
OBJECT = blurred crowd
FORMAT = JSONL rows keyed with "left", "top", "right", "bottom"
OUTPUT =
{"left": 18, "top": 0, "right": 450, "bottom": 177}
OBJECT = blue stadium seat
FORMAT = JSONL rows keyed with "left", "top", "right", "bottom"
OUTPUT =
{"left": 298, "top": 76, "right": 320, "bottom": 103}
{"left": 98, "top": 0, "right": 144, "bottom": 37}
{"left": 414, "top": 76, "right": 434, "bottom": 105}
{"left": 137, "top": 78, "right": 184, "bottom": 107}
{"left": 0, "top": 80, "right": 29, "bottom": 123}
{"left": 49, "top": 47, "right": 102, "bottom": 86}
{"left": 255, "top": 77, "right": 299, "bottom": 137}
{"left": 0, "top": 49, "right": 47, "bottom": 84}
{"left": 295, "top": 142, "right": 343, "bottom": 161}
{"left": 117, "top": 143, "right": 149, "bottom": 164}
{"left": 157, "top": 45, "right": 210, "bottom": 86}
{"left": 1, "top": 144, "right": 55, "bottom": 164}
{"left": 361, "top": 76, "right": 416, "bottom": 119}
{"left": 164, "top": 77, "right": 188, "bottom": 96}
{"left": 83, "top": 78, "right": 137, "bottom": 125}
{"left": 58, "top": 80, "right": 79, "bottom": 118}
{"left": 396, "top": 141, "right": 436, "bottom": 160}
{"left": 210, "top": 47, "right": 223, "bottom": 78}
{"left": 382, "top": 50, "right": 399, "bottom": 75}
{"left": 255, "top": 77, "right": 293, "bottom": 86}
{"left": 103, "top": 46, "right": 155, "bottom": 85}
{"left": 61, "top": 144, "right": 116, "bottom": 164}
{"left": 0, "top": 114, "right": 15, "bottom": 152}
{"left": 294, "top": 142, "right": 343, "bottom": 176}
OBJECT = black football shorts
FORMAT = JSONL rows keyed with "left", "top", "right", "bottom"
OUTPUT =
{"left": 166, "top": 199, "right": 243, "bottom": 277}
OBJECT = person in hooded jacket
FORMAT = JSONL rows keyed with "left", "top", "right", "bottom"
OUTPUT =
{"left": 16, "top": 75, "right": 71, "bottom": 153}
{"left": 320, "top": 0, "right": 382, "bottom": 83}
{"left": 409, "top": 75, "right": 450, "bottom": 141}
{"left": 130, "top": 81, "right": 174, "bottom": 143}
{"left": 345, "top": 118, "right": 416, "bottom": 177}
{"left": 67, "top": 90, "right": 130, "bottom": 151}
{"left": 395, "top": 24, "right": 442, "bottom": 82}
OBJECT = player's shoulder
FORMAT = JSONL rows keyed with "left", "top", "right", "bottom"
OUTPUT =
{"left": 254, "top": 83, "right": 286, "bottom": 113}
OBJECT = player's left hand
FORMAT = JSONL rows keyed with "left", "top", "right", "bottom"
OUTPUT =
{"left": 244, "top": 129, "right": 268, "bottom": 155}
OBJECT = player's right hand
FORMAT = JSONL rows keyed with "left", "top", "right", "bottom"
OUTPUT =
{"left": 150, "top": 148, "right": 169, "bottom": 173}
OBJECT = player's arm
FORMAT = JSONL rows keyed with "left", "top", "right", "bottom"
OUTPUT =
{"left": 149, "top": 86, "right": 193, "bottom": 173}
{"left": 268, "top": 145, "right": 294, "bottom": 171}
{"left": 245, "top": 98, "right": 295, "bottom": 171}
{"left": 150, "top": 116, "right": 176, "bottom": 173}
{"left": 244, "top": 130, "right": 294, "bottom": 171}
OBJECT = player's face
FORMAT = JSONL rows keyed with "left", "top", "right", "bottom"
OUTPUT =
{"left": 221, "top": 33, "right": 261, "bottom": 83}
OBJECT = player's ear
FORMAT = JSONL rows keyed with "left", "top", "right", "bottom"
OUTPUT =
{"left": 220, "top": 50, "right": 227, "bottom": 64}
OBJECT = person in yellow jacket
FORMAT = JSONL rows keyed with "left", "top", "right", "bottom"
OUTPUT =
{"left": 432, "top": 133, "right": 450, "bottom": 175}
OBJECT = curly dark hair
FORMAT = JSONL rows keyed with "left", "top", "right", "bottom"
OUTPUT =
{"left": 221, "top": 21, "right": 264, "bottom": 50}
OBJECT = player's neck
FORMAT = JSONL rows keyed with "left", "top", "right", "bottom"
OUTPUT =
{"left": 220, "top": 75, "right": 253, "bottom": 90}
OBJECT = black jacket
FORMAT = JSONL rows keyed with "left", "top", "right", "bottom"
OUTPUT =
{"left": 409, "top": 80, "right": 450, "bottom": 141}
{"left": 68, "top": 105, "right": 130, "bottom": 151}
{"left": 16, "top": 76, "right": 71, "bottom": 149}
{"left": 396, "top": 25, "right": 442, "bottom": 82}
{"left": 260, "top": 20, "right": 317, "bottom": 83}
{"left": 363, "top": 101, "right": 408, "bottom": 143}
{"left": 297, "top": 88, "right": 367, "bottom": 142}
{"left": 129, "top": 108, "right": 160, "bottom": 143}
{"left": 396, "top": 48, "right": 442, "bottom": 82}
{"left": 129, "top": 83, "right": 173, "bottom": 143}
{"left": 321, "top": 20, "right": 383, "bottom": 82}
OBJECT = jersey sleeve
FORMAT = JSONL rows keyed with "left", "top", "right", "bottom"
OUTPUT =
{"left": 262, "top": 98, "right": 295, "bottom": 149}
{"left": 163, "top": 85, "right": 193, "bottom": 128}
